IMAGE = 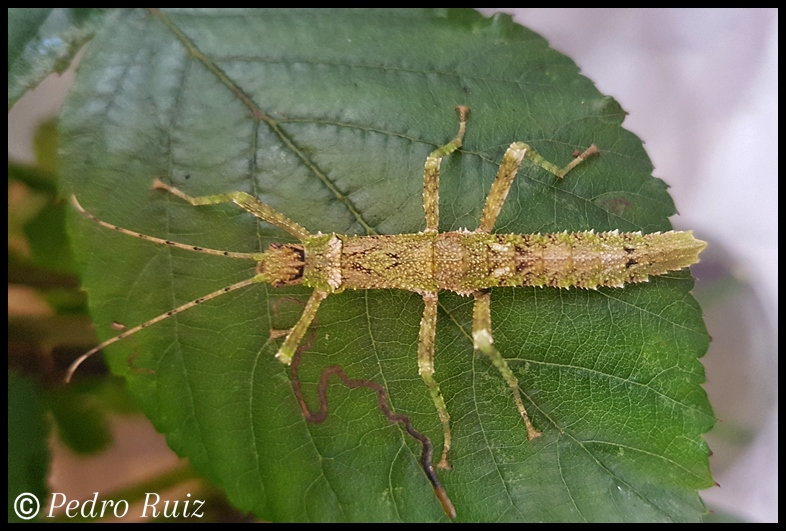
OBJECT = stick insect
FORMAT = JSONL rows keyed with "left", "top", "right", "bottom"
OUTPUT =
{"left": 66, "top": 106, "right": 706, "bottom": 519}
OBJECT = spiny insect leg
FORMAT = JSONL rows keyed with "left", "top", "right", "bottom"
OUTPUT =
{"left": 477, "top": 142, "right": 529, "bottom": 233}
{"left": 423, "top": 106, "right": 469, "bottom": 231}
{"left": 275, "top": 290, "right": 328, "bottom": 365}
{"left": 472, "top": 290, "right": 541, "bottom": 441}
{"left": 152, "top": 178, "right": 310, "bottom": 241}
{"left": 418, "top": 292, "right": 452, "bottom": 469}
{"left": 525, "top": 142, "right": 600, "bottom": 180}
{"left": 477, "top": 142, "right": 600, "bottom": 233}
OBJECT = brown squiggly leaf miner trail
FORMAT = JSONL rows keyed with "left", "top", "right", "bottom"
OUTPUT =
{"left": 67, "top": 107, "right": 706, "bottom": 519}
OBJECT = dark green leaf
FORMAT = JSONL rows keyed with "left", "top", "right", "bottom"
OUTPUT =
{"left": 24, "top": 200, "right": 78, "bottom": 276}
{"left": 46, "top": 383, "right": 113, "bottom": 454}
{"left": 60, "top": 9, "right": 713, "bottom": 522}
{"left": 8, "top": 8, "right": 108, "bottom": 108}
{"left": 8, "top": 372, "right": 50, "bottom": 522}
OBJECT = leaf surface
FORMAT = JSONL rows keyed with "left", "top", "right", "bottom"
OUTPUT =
{"left": 7, "top": 8, "right": 107, "bottom": 107}
{"left": 60, "top": 9, "right": 713, "bottom": 522}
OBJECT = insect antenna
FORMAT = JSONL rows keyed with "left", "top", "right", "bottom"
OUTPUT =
{"left": 64, "top": 277, "right": 260, "bottom": 383}
{"left": 70, "top": 194, "right": 262, "bottom": 260}
{"left": 66, "top": 192, "right": 282, "bottom": 382}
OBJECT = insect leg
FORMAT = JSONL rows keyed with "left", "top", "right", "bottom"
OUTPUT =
{"left": 418, "top": 292, "right": 452, "bottom": 469}
{"left": 477, "top": 142, "right": 599, "bottom": 233}
{"left": 423, "top": 106, "right": 469, "bottom": 231}
{"left": 275, "top": 290, "right": 328, "bottom": 365}
{"left": 477, "top": 142, "right": 529, "bottom": 233}
{"left": 472, "top": 290, "right": 541, "bottom": 441}
{"left": 152, "top": 178, "right": 310, "bottom": 241}
{"left": 521, "top": 142, "right": 600, "bottom": 180}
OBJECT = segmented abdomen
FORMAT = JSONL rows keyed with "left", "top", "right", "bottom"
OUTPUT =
{"left": 442, "top": 230, "right": 706, "bottom": 291}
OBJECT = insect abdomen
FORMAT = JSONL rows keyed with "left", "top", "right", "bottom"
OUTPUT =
{"left": 455, "top": 230, "right": 706, "bottom": 290}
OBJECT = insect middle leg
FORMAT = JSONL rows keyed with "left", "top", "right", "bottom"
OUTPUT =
{"left": 417, "top": 106, "right": 472, "bottom": 469}
{"left": 418, "top": 292, "right": 452, "bottom": 469}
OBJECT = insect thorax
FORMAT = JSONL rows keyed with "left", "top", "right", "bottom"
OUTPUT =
{"left": 299, "top": 230, "right": 705, "bottom": 293}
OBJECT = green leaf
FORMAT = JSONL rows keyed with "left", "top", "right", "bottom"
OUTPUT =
{"left": 8, "top": 372, "right": 50, "bottom": 522}
{"left": 46, "top": 382, "right": 114, "bottom": 455}
{"left": 59, "top": 9, "right": 713, "bottom": 522}
{"left": 7, "top": 8, "right": 108, "bottom": 108}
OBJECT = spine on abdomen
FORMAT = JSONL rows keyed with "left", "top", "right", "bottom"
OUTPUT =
{"left": 450, "top": 230, "right": 707, "bottom": 291}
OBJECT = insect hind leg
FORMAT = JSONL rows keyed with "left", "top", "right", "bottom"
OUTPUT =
{"left": 472, "top": 290, "right": 541, "bottom": 441}
{"left": 477, "top": 142, "right": 599, "bottom": 233}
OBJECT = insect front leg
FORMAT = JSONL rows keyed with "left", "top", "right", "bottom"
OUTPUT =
{"left": 472, "top": 290, "right": 541, "bottom": 441}
{"left": 274, "top": 290, "right": 328, "bottom": 365}
{"left": 152, "top": 178, "right": 310, "bottom": 241}
{"left": 418, "top": 292, "right": 453, "bottom": 470}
